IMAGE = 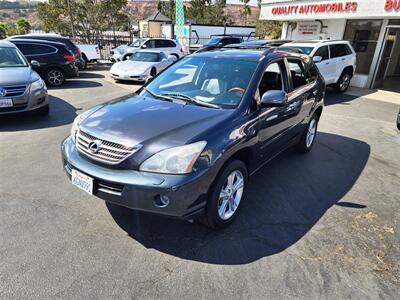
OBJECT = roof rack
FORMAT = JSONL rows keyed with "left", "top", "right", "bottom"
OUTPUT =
{"left": 221, "top": 44, "right": 277, "bottom": 55}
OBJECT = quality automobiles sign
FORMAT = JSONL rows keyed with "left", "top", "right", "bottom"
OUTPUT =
{"left": 260, "top": 0, "right": 400, "bottom": 20}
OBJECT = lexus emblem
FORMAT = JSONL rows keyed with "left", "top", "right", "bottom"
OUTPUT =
{"left": 88, "top": 140, "right": 102, "bottom": 154}
{"left": 0, "top": 88, "right": 6, "bottom": 97}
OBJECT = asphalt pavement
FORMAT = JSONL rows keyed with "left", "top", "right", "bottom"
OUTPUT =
{"left": 0, "top": 67, "right": 399, "bottom": 299}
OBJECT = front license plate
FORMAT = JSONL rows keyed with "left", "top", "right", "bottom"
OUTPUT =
{"left": 71, "top": 169, "right": 93, "bottom": 195}
{"left": 0, "top": 99, "right": 13, "bottom": 108}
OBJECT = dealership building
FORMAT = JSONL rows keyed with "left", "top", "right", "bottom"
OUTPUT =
{"left": 260, "top": 0, "right": 400, "bottom": 90}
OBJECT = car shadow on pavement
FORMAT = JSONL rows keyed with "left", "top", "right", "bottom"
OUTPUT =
{"left": 50, "top": 80, "right": 103, "bottom": 90}
{"left": 78, "top": 72, "right": 105, "bottom": 79}
{"left": 106, "top": 132, "right": 370, "bottom": 265}
{"left": 324, "top": 90, "right": 359, "bottom": 106}
{"left": 0, "top": 95, "right": 78, "bottom": 132}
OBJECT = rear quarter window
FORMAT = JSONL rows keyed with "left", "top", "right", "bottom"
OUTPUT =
{"left": 330, "top": 44, "right": 351, "bottom": 58}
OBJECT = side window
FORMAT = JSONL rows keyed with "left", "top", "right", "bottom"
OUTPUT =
{"left": 166, "top": 40, "right": 176, "bottom": 47}
{"left": 145, "top": 40, "right": 156, "bottom": 48}
{"left": 14, "top": 43, "right": 31, "bottom": 55}
{"left": 287, "top": 59, "right": 307, "bottom": 90}
{"left": 330, "top": 44, "right": 349, "bottom": 58}
{"left": 304, "top": 63, "right": 319, "bottom": 83}
{"left": 258, "top": 60, "right": 286, "bottom": 97}
{"left": 314, "top": 46, "right": 329, "bottom": 61}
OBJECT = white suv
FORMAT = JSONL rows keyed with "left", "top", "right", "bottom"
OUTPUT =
{"left": 281, "top": 40, "right": 356, "bottom": 92}
{"left": 111, "top": 38, "right": 184, "bottom": 62}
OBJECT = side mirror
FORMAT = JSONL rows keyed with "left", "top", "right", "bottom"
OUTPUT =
{"left": 30, "top": 60, "right": 40, "bottom": 67}
{"left": 141, "top": 44, "right": 147, "bottom": 49}
{"left": 122, "top": 53, "right": 132, "bottom": 61}
{"left": 260, "top": 90, "right": 288, "bottom": 108}
{"left": 313, "top": 56, "right": 323, "bottom": 63}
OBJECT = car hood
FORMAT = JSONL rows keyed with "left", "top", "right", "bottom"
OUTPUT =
{"left": 0, "top": 67, "right": 32, "bottom": 86}
{"left": 79, "top": 95, "right": 232, "bottom": 151}
{"left": 111, "top": 61, "right": 155, "bottom": 74}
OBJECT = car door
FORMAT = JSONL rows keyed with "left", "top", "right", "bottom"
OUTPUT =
{"left": 254, "top": 59, "right": 294, "bottom": 159}
{"left": 329, "top": 44, "right": 352, "bottom": 82}
{"left": 313, "top": 45, "right": 335, "bottom": 84}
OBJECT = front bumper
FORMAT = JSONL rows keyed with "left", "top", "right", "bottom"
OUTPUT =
{"left": 61, "top": 137, "right": 214, "bottom": 219}
{"left": 110, "top": 73, "right": 147, "bottom": 82}
{"left": 0, "top": 85, "right": 48, "bottom": 115}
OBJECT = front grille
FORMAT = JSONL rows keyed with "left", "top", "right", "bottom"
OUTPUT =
{"left": 97, "top": 180, "right": 124, "bottom": 196}
{"left": 76, "top": 130, "right": 141, "bottom": 165}
{"left": 0, "top": 85, "right": 27, "bottom": 97}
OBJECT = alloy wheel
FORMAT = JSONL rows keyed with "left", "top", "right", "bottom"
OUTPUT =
{"left": 306, "top": 119, "right": 317, "bottom": 148}
{"left": 217, "top": 170, "right": 244, "bottom": 220}
{"left": 339, "top": 74, "right": 351, "bottom": 91}
{"left": 47, "top": 70, "right": 64, "bottom": 86}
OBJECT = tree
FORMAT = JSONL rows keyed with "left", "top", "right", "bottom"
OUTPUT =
{"left": 0, "top": 22, "right": 12, "bottom": 39}
{"left": 186, "top": 0, "right": 230, "bottom": 25}
{"left": 239, "top": 0, "right": 251, "bottom": 26}
{"left": 256, "top": 20, "right": 282, "bottom": 39}
{"left": 37, "top": 0, "right": 127, "bottom": 43}
{"left": 157, "top": 0, "right": 176, "bottom": 23}
{"left": 16, "top": 17, "right": 31, "bottom": 34}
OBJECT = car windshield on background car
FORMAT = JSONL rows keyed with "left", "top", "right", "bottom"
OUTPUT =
{"left": 205, "top": 38, "right": 222, "bottom": 45}
{"left": 143, "top": 56, "right": 257, "bottom": 109}
{"left": 0, "top": 47, "right": 28, "bottom": 68}
{"left": 130, "top": 38, "right": 145, "bottom": 47}
{"left": 131, "top": 52, "right": 160, "bottom": 62}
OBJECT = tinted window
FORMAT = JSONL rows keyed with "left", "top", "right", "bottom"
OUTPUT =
{"left": 287, "top": 59, "right": 307, "bottom": 90}
{"left": 258, "top": 61, "right": 285, "bottom": 96}
{"left": 165, "top": 40, "right": 176, "bottom": 47}
{"left": 131, "top": 52, "right": 160, "bottom": 62}
{"left": 314, "top": 46, "right": 329, "bottom": 61}
{"left": 145, "top": 40, "right": 156, "bottom": 48}
{"left": 15, "top": 43, "right": 56, "bottom": 55}
{"left": 330, "top": 44, "right": 351, "bottom": 58}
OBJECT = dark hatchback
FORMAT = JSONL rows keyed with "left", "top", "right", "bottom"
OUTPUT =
{"left": 10, "top": 39, "right": 79, "bottom": 87}
{"left": 62, "top": 48, "right": 325, "bottom": 229}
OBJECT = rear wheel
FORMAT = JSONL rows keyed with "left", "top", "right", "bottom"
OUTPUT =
{"left": 200, "top": 160, "right": 248, "bottom": 229}
{"left": 46, "top": 68, "right": 65, "bottom": 87}
{"left": 82, "top": 54, "right": 88, "bottom": 70}
{"left": 295, "top": 114, "right": 319, "bottom": 153}
{"left": 335, "top": 70, "right": 352, "bottom": 92}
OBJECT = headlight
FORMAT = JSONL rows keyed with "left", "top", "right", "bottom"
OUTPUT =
{"left": 70, "top": 107, "right": 100, "bottom": 143}
{"left": 139, "top": 141, "right": 207, "bottom": 174}
{"left": 30, "top": 78, "right": 45, "bottom": 92}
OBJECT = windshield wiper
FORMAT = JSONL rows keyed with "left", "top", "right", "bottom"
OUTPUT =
{"left": 143, "top": 88, "right": 174, "bottom": 102}
{"left": 161, "top": 93, "right": 220, "bottom": 109}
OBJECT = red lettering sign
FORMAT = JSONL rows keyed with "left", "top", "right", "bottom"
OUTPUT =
{"left": 271, "top": 1, "right": 358, "bottom": 16}
{"left": 385, "top": 0, "right": 400, "bottom": 11}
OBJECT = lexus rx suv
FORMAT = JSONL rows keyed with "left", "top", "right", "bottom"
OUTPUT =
{"left": 0, "top": 40, "right": 48, "bottom": 115}
{"left": 281, "top": 40, "right": 356, "bottom": 92}
{"left": 62, "top": 47, "right": 325, "bottom": 229}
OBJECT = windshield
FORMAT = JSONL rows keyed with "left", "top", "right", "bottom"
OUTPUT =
{"left": 0, "top": 47, "right": 28, "bottom": 68}
{"left": 131, "top": 52, "right": 160, "bottom": 62}
{"left": 144, "top": 57, "right": 257, "bottom": 109}
{"left": 206, "top": 38, "right": 222, "bottom": 46}
{"left": 130, "top": 38, "right": 145, "bottom": 48}
{"left": 288, "top": 46, "right": 314, "bottom": 55}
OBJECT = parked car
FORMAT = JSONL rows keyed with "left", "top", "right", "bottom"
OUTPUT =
{"left": 77, "top": 44, "right": 100, "bottom": 64}
{"left": 281, "top": 40, "right": 356, "bottom": 92}
{"left": 197, "top": 35, "right": 243, "bottom": 52}
{"left": 9, "top": 39, "right": 79, "bottom": 87}
{"left": 0, "top": 40, "right": 48, "bottom": 115}
{"left": 62, "top": 47, "right": 325, "bottom": 229}
{"left": 110, "top": 51, "right": 177, "bottom": 82}
{"left": 9, "top": 34, "right": 86, "bottom": 70}
{"left": 112, "top": 38, "right": 184, "bottom": 62}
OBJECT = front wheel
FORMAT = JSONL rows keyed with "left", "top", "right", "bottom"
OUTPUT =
{"left": 200, "top": 160, "right": 248, "bottom": 229}
{"left": 296, "top": 114, "right": 319, "bottom": 153}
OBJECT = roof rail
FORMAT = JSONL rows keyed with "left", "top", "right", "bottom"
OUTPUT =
{"left": 220, "top": 44, "right": 277, "bottom": 56}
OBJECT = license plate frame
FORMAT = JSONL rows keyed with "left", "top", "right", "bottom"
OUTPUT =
{"left": 0, "top": 98, "right": 13, "bottom": 108}
{"left": 71, "top": 169, "right": 94, "bottom": 195}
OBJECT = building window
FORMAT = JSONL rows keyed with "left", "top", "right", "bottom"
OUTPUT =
{"left": 343, "top": 20, "right": 383, "bottom": 75}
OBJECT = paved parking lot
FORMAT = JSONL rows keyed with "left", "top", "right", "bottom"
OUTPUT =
{"left": 0, "top": 67, "right": 399, "bottom": 299}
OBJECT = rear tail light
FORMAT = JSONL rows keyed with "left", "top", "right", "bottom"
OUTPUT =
{"left": 64, "top": 54, "right": 76, "bottom": 61}
{"left": 75, "top": 49, "right": 81, "bottom": 55}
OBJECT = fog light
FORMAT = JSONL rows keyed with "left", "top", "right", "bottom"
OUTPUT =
{"left": 154, "top": 194, "right": 170, "bottom": 208}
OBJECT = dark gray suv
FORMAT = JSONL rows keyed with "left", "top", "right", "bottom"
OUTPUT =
{"left": 62, "top": 47, "right": 325, "bottom": 228}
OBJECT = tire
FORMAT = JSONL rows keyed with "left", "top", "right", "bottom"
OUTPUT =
{"left": 335, "top": 70, "right": 352, "bottom": 92}
{"left": 82, "top": 54, "right": 88, "bottom": 70}
{"left": 295, "top": 113, "right": 319, "bottom": 153}
{"left": 200, "top": 160, "right": 248, "bottom": 229}
{"left": 46, "top": 68, "right": 65, "bottom": 87}
{"left": 150, "top": 68, "right": 157, "bottom": 77}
